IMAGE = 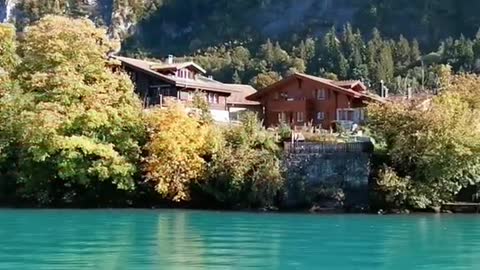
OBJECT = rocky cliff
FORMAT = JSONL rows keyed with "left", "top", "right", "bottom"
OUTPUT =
{"left": 3, "top": 1, "right": 478, "bottom": 56}
{"left": 0, "top": 0, "right": 160, "bottom": 39}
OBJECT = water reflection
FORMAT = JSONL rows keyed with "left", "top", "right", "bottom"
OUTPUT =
{"left": 0, "top": 210, "right": 480, "bottom": 269}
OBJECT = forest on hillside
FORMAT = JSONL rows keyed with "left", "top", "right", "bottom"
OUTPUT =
{"left": 3, "top": 0, "right": 480, "bottom": 93}
{"left": 122, "top": 0, "right": 480, "bottom": 93}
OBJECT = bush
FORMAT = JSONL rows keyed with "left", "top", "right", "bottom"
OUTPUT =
{"left": 200, "top": 112, "right": 284, "bottom": 208}
{"left": 143, "top": 103, "right": 215, "bottom": 202}
{"left": 368, "top": 72, "right": 480, "bottom": 209}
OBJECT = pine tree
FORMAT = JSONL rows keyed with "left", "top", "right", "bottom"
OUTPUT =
{"left": 410, "top": 39, "right": 421, "bottom": 63}
{"left": 259, "top": 39, "right": 275, "bottom": 65}
{"left": 473, "top": 28, "right": 480, "bottom": 58}
{"left": 456, "top": 35, "right": 474, "bottom": 71}
{"left": 341, "top": 23, "right": 356, "bottom": 57}
{"left": 319, "top": 26, "right": 349, "bottom": 78}
{"left": 304, "top": 38, "right": 316, "bottom": 61}
{"left": 378, "top": 45, "right": 395, "bottom": 84}
{"left": 367, "top": 28, "right": 394, "bottom": 87}
{"left": 293, "top": 40, "right": 307, "bottom": 60}
{"left": 338, "top": 54, "right": 349, "bottom": 79}
{"left": 341, "top": 24, "right": 366, "bottom": 77}
{"left": 394, "top": 35, "right": 411, "bottom": 71}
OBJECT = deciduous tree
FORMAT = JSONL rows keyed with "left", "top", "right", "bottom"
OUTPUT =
{"left": 1, "top": 16, "right": 144, "bottom": 204}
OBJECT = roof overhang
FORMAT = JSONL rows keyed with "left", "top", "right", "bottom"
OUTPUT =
{"left": 150, "top": 62, "right": 207, "bottom": 74}
{"left": 246, "top": 72, "right": 384, "bottom": 103}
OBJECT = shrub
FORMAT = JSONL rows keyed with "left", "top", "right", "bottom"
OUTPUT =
{"left": 143, "top": 103, "right": 214, "bottom": 202}
{"left": 201, "top": 112, "right": 284, "bottom": 208}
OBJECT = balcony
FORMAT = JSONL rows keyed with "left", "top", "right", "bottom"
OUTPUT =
{"left": 268, "top": 98, "right": 310, "bottom": 112}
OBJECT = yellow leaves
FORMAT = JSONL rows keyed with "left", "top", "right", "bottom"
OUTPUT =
{"left": 143, "top": 103, "right": 213, "bottom": 202}
{"left": 0, "top": 23, "right": 19, "bottom": 73}
{"left": 19, "top": 16, "right": 113, "bottom": 76}
{"left": 0, "top": 16, "right": 144, "bottom": 194}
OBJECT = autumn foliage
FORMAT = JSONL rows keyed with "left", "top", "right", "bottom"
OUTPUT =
{"left": 368, "top": 68, "right": 480, "bottom": 209}
{"left": 143, "top": 104, "right": 213, "bottom": 202}
{"left": 0, "top": 16, "right": 144, "bottom": 204}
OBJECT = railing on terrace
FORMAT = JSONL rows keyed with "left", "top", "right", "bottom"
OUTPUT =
{"left": 284, "top": 141, "right": 373, "bottom": 154}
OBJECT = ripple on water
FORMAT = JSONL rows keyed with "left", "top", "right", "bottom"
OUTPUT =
{"left": 1, "top": 210, "right": 480, "bottom": 270}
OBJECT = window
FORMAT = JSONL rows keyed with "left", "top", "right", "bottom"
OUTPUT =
{"left": 315, "top": 89, "right": 327, "bottom": 100}
{"left": 316, "top": 112, "right": 325, "bottom": 120}
{"left": 206, "top": 93, "right": 219, "bottom": 104}
{"left": 296, "top": 112, "right": 304, "bottom": 122}
{"left": 177, "top": 69, "right": 191, "bottom": 78}
{"left": 337, "top": 109, "right": 355, "bottom": 121}
{"left": 278, "top": 112, "right": 288, "bottom": 123}
{"left": 129, "top": 71, "right": 137, "bottom": 83}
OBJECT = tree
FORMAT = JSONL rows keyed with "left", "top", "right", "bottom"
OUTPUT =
{"left": 249, "top": 71, "right": 281, "bottom": 89}
{"left": 319, "top": 26, "right": 349, "bottom": 78}
{"left": 202, "top": 112, "right": 283, "bottom": 208}
{"left": 293, "top": 38, "right": 315, "bottom": 62}
{"left": 192, "top": 90, "right": 213, "bottom": 124}
{"left": 1, "top": 16, "right": 144, "bottom": 204}
{"left": 259, "top": 39, "right": 275, "bottom": 64}
{"left": 410, "top": 39, "right": 421, "bottom": 63}
{"left": 231, "top": 46, "right": 251, "bottom": 72}
{"left": 441, "top": 36, "right": 474, "bottom": 72}
{"left": 394, "top": 35, "right": 412, "bottom": 71}
{"left": 473, "top": 29, "right": 480, "bottom": 59}
{"left": 288, "top": 57, "right": 306, "bottom": 74}
{"left": 368, "top": 73, "right": 480, "bottom": 209}
{"left": 367, "top": 28, "right": 394, "bottom": 87}
{"left": 0, "top": 24, "right": 19, "bottom": 74}
{"left": 143, "top": 103, "right": 212, "bottom": 202}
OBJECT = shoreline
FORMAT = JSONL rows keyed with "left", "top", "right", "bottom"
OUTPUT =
{"left": 0, "top": 205, "right": 478, "bottom": 214}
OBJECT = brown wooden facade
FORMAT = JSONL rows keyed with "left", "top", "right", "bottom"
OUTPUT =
{"left": 247, "top": 73, "right": 383, "bottom": 129}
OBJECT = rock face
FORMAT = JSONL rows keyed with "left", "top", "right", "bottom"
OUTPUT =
{"left": 284, "top": 150, "right": 371, "bottom": 210}
{"left": 0, "top": 0, "right": 18, "bottom": 23}
{"left": 0, "top": 0, "right": 153, "bottom": 39}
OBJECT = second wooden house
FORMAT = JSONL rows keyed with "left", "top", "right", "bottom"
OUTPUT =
{"left": 246, "top": 72, "right": 384, "bottom": 129}
{"left": 112, "top": 55, "right": 260, "bottom": 122}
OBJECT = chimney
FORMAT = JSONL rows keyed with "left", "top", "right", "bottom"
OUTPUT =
{"left": 407, "top": 87, "right": 412, "bottom": 100}
{"left": 208, "top": 75, "right": 213, "bottom": 80}
{"left": 380, "top": 80, "right": 389, "bottom": 98}
{"left": 380, "top": 80, "right": 384, "bottom": 97}
{"left": 167, "top": 54, "right": 174, "bottom": 64}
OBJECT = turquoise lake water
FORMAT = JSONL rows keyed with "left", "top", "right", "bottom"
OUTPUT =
{"left": 0, "top": 210, "right": 479, "bottom": 269}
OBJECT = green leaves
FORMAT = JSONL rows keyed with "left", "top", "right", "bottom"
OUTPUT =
{"left": 0, "top": 16, "right": 144, "bottom": 204}
{"left": 0, "top": 24, "right": 19, "bottom": 74}
{"left": 369, "top": 73, "right": 480, "bottom": 209}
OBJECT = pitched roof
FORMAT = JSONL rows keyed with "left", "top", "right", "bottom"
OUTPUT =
{"left": 246, "top": 72, "right": 383, "bottom": 102}
{"left": 111, "top": 56, "right": 256, "bottom": 99}
{"left": 150, "top": 62, "right": 207, "bottom": 74}
{"left": 224, "top": 84, "right": 260, "bottom": 105}
{"left": 331, "top": 80, "right": 367, "bottom": 91}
